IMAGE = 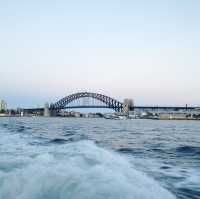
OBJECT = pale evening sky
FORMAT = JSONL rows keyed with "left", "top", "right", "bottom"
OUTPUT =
{"left": 0, "top": 0, "right": 200, "bottom": 108}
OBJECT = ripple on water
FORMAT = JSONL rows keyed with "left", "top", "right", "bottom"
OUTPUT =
{"left": 175, "top": 146, "right": 200, "bottom": 155}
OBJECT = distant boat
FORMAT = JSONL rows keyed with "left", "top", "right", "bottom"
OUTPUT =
{"left": 104, "top": 114, "right": 120, "bottom": 120}
{"left": 104, "top": 114, "right": 127, "bottom": 120}
{"left": 118, "top": 116, "right": 127, "bottom": 120}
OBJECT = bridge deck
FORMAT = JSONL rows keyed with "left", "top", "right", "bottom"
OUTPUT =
{"left": 23, "top": 106, "right": 200, "bottom": 112}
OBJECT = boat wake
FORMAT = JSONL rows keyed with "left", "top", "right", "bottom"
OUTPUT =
{"left": 0, "top": 140, "right": 175, "bottom": 199}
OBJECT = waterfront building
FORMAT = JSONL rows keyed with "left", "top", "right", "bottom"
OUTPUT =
{"left": 158, "top": 112, "right": 190, "bottom": 120}
{"left": 74, "top": 112, "right": 81, "bottom": 117}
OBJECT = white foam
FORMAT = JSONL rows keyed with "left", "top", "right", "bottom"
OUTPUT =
{"left": 0, "top": 140, "right": 175, "bottom": 199}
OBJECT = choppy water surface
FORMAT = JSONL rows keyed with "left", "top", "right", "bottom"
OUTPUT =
{"left": 0, "top": 117, "right": 200, "bottom": 199}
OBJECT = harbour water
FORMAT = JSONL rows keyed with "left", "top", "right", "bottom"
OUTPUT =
{"left": 0, "top": 117, "right": 199, "bottom": 199}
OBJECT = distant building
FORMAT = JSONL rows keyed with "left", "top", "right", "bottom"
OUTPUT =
{"left": 158, "top": 112, "right": 188, "bottom": 120}
{"left": 74, "top": 112, "right": 81, "bottom": 117}
{"left": 0, "top": 100, "right": 7, "bottom": 111}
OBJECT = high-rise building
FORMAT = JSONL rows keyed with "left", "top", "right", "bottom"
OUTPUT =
{"left": 0, "top": 100, "right": 7, "bottom": 111}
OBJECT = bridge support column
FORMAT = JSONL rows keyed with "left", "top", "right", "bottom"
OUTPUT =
{"left": 44, "top": 103, "right": 50, "bottom": 117}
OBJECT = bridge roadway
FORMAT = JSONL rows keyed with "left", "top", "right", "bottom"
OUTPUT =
{"left": 23, "top": 105, "right": 200, "bottom": 113}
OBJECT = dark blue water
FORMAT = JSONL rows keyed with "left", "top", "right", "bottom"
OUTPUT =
{"left": 0, "top": 117, "right": 200, "bottom": 199}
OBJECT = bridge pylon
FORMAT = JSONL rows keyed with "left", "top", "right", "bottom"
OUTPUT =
{"left": 123, "top": 99, "right": 134, "bottom": 114}
{"left": 44, "top": 103, "right": 50, "bottom": 117}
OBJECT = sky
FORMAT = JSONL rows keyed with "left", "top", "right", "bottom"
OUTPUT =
{"left": 0, "top": 0, "right": 200, "bottom": 108}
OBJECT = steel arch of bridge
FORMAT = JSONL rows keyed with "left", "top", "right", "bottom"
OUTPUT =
{"left": 51, "top": 92, "right": 123, "bottom": 112}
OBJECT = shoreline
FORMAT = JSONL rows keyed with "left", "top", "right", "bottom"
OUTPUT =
{"left": 1, "top": 115, "right": 200, "bottom": 121}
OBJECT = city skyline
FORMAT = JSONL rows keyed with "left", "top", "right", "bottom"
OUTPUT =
{"left": 1, "top": 0, "right": 200, "bottom": 108}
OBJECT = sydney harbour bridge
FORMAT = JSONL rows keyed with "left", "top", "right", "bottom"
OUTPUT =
{"left": 23, "top": 91, "right": 198, "bottom": 116}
